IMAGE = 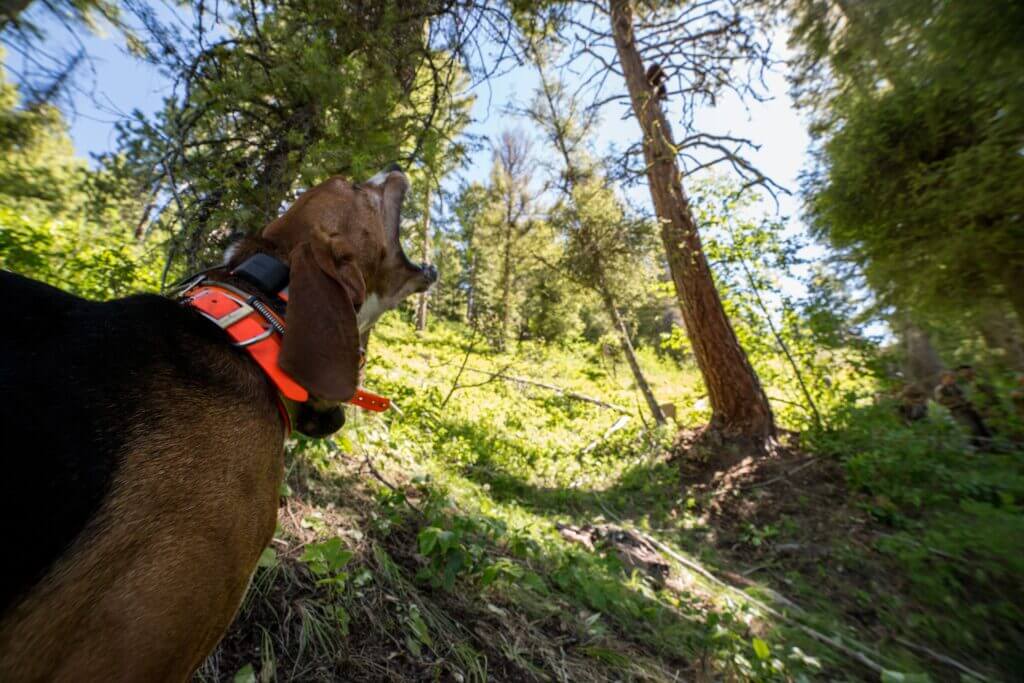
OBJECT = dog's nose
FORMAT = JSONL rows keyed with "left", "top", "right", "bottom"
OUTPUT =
{"left": 421, "top": 264, "right": 439, "bottom": 284}
{"left": 295, "top": 404, "right": 346, "bottom": 438}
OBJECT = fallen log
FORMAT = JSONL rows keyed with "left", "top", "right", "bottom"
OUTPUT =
{"left": 462, "top": 367, "right": 631, "bottom": 414}
{"left": 594, "top": 510, "right": 992, "bottom": 682}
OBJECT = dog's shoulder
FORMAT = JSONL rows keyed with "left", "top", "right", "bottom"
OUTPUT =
{"left": 0, "top": 268, "right": 82, "bottom": 317}
{"left": 0, "top": 271, "right": 263, "bottom": 615}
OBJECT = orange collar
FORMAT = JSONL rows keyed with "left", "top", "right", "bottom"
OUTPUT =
{"left": 180, "top": 279, "right": 390, "bottom": 434}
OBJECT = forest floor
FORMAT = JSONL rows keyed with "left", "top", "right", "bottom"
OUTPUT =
{"left": 198, "top": 318, "right": 1022, "bottom": 682}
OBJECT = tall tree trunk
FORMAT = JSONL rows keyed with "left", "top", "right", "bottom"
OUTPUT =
{"left": 0, "top": 0, "right": 33, "bottom": 27}
{"left": 599, "top": 280, "right": 666, "bottom": 424}
{"left": 466, "top": 251, "right": 477, "bottom": 323}
{"left": 239, "top": 102, "right": 318, "bottom": 234}
{"left": 1007, "top": 266, "right": 1024, "bottom": 328}
{"left": 499, "top": 219, "right": 513, "bottom": 351}
{"left": 979, "top": 307, "right": 1024, "bottom": 372}
{"left": 415, "top": 185, "right": 432, "bottom": 331}
{"left": 609, "top": 0, "right": 775, "bottom": 449}
{"left": 901, "top": 320, "right": 944, "bottom": 393}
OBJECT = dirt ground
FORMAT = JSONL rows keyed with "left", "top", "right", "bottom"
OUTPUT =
{"left": 673, "top": 429, "right": 986, "bottom": 681}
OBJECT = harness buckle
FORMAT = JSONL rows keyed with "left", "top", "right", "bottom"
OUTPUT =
{"left": 211, "top": 301, "right": 255, "bottom": 329}
{"left": 189, "top": 288, "right": 271, "bottom": 345}
{"left": 233, "top": 327, "right": 274, "bottom": 348}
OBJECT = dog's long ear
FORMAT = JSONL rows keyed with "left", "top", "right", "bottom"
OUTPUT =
{"left": 380, "top": 170, "right": 409, "bottom": 248}
{"left": 279, "top": 239, "right": 365, "bottom": 402}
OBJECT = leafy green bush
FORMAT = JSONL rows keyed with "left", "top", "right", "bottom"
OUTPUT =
{"left": 807, "top": 402, "right": 1024, "bottom": 669}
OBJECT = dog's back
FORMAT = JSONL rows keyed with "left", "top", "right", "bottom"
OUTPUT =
{"left": 2, "top": 271, "right": 165, "bottom": 614}
{"left": 0, "top": 270, "right": 285, "bottom": 681}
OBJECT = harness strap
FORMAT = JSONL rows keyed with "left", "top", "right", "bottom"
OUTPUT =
{"left": 181, "top": 278, "right": 391, "bottom": 435}
{"left": 184, "top": 283, "right": 302, "bottom": 434}
{"left": 185, "top": 284, "right": 309, "bottom": 402}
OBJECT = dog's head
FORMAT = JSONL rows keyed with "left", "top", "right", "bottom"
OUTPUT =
{"left": 243, "top": 168, "right": 436, "bottom": 437}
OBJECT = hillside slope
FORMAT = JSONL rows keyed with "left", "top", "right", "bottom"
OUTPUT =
{"left": 199, "top": 318, "right": 1022, "bottom": 682}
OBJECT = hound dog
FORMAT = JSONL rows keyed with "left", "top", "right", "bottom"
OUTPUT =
{"left": 0, "top": 168, "right": 436, "bottom": 681}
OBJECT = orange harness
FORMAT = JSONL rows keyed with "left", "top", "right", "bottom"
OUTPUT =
{"left": 181, "top": 280, "right": 389, "bottom": 434}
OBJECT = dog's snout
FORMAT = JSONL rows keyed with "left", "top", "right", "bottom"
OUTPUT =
{"left": 421, "top": 264, "right": 439, "bottom": 284}
{"left": 295, "top": 403, "right": 346, "bottom": 438}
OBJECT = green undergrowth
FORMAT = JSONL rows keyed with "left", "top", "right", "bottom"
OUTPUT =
{"left": 203, "top": 317, "right": 1022, "bottom": 682}
{"left": 805, "top": 404, "right": 1024, "bottom": 676}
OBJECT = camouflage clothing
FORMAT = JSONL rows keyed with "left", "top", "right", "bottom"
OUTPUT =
{"left": 935, "top": 380, "right": 993, "bottom": 448}
{"left": 898, "top": 384, "right": 928, "bottom": 422}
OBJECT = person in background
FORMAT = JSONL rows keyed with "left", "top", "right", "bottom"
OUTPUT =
{"left": 955, "top": 365, "right": 1004, "bottom": 425}
{"left": 934, "top": 370, "right": 993, "bottom": 450}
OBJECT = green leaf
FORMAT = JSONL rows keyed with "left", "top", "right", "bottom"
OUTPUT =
{"left": 408, "top": 608, "right": 432, "bottom": 646}
{"left": 752, "top": 637, "right": 770, "bottom": 661}
{"left": 300, "top": 537, "right": 352, "bottom": 576}
{"left": 881, "top": 672, "right": 931, "bottom": 683}
{"left": 437, "top": 529, "right": 456, "bottom": 552}
{"left": 333, "top": 604, "right": 350, "bottom": 634}
{"left": 316, "top": 572, "right": 349, "bottom": 590}
{"left": 480, "top": 564, "right": 500, "bottom": 587}
{"left": 257, "top": 546, "right": 278, "bottom": 569}
{"left": 232, "top": 664, "right": 256, "bottom": 683}
{"left": 442, "top": 550, "right": 466, "bottom": 589}
{"left": 405, "top": 635, "right": 422, "bottom": 658}
{"left": 522, "top": 571, "right": 548, "bottom": 594}
{"left": 418, "top": 526, "right": 441, "bottom": 556}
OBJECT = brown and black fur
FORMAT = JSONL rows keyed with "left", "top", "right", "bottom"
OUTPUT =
{"left": 0, "top": 271, "right": 284, "bottom": 680}
{"left": 0, "top": 169, "right": 434, "bottom": 681}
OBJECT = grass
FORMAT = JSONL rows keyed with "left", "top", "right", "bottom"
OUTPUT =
{"left": 201, "top": 315, "right": 1023, "bottom": 682}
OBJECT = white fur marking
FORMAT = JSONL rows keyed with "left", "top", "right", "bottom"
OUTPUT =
{"left": 223, "top": 241, "right": 241, "bottom": 265}
{"left": 363, "top": 171, "right": 389, "bottom": 187}
{"left": 357, "top": 293, "right": 387, "bottom": 333}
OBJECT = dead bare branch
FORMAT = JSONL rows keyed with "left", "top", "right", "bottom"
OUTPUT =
{"left": 460, "top": 367, "right": 631, "bottom": 414}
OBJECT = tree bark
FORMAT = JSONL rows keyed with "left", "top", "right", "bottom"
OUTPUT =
{"left": 239, "top": 102, "right": 319, "bottom": 234}
{"left": 415, "top": 185, "right": 432, "bottom": 331}
{"left": 0, "top": 0, "right": 33, "bottom": 28}
{"left": 498, "top": 213, "right": 513, "bottom": 351}
{"left": 900, "top": 320, "right": 944, "bottom": 393}
{"left": 979, "top": 307, "right": 1024, "bottom": 372}
{"left": 601, "top": 284, "right": 666, "bottom": 424}
{"left": 609, "top": 0, "right": 775, "bottom": 448}
{"left": 466, "top": 250, "right": 477, "bottom": 323}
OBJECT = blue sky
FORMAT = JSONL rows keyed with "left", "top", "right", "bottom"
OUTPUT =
{"left": 5, "top": 2, "right": 825, "bottom": 314}
{"left": 6, "top": 4, "right": 896, "bottom": 341}
{"left": 1, "top": 2, "right": 834, "bottom": 324}
{"left": 6, "top": 5, "right": 871, "bottom": 336}
{"left": 10, "top": 5, "right": 811, "bottom": 214}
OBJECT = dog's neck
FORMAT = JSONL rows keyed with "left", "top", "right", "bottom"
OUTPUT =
{"left": 224, "top": 236, "right": 290, "bottom": 271}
